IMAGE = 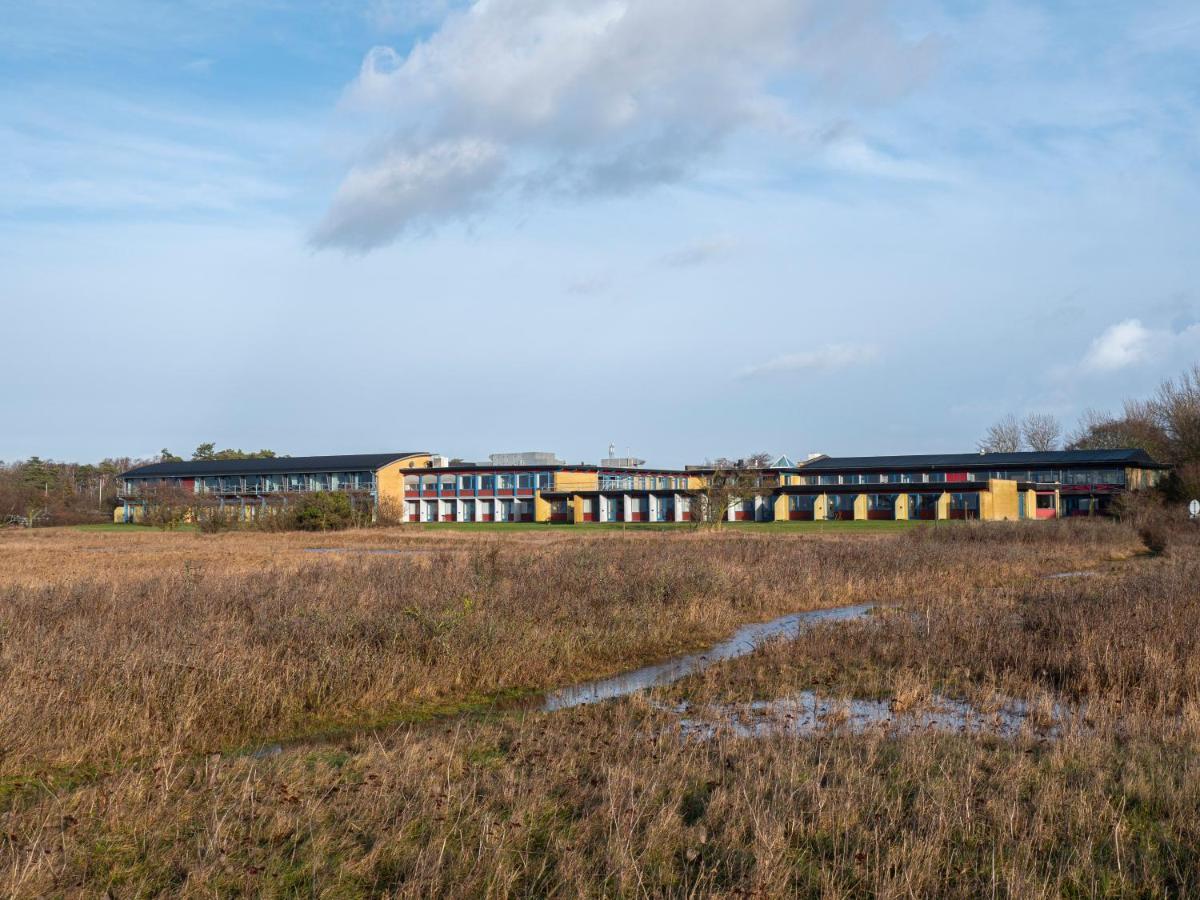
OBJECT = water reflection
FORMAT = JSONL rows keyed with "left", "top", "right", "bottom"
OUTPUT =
{"left": 542, "top": 604, "right": 874, "bottom": 711}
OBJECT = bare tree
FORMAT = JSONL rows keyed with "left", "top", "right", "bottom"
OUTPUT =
{"left": 1021, "top": 413, "right": 1062, "bottom": 452}
{"left": 1066, "top": 403, "right": 1171, "bottom": 460}
{"left": 690, "top": 466, "right": 767, "bottom": 529}
{"left": 1153, "top": 363, "right": 1200, "bottom": 463}
{"left": 977, "top": 414, "right": 1023, "bottom": 453}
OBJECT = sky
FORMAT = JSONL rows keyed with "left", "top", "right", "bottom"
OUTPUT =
{"left": 3, "top": 0, "right": 1200, "bottom": 467}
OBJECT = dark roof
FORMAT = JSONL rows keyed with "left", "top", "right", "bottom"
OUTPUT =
{"left": 798, "top": 448, "right": 1166, "bottom": 472}
{"left": 123, "top": 453, "right": 426, "bottom": 479}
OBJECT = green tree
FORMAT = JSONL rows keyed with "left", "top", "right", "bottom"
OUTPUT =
{"left": 192, "top": 443, "right": 279, "bottom": 461}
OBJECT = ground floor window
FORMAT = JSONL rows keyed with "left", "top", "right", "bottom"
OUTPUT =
{"left": 827, "top": 494, "right": 855, "bottom": 520}
{"left": 909, "top": 494, "right": 938, "bottom": 520}
{"left": 867, "top": 493, "right": 898, "bottom": 520}
{"left": 949, "top": 493, "right": 980, "bottom": 520}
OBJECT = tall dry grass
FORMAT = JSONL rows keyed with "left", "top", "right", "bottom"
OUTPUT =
{"left": 1, "top": 519, "right": 1179, "bottom": 897}
{"left": 0, "top": 525, "right": 1131, "bottom": 776}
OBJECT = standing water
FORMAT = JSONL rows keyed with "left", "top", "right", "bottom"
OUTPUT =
{"left": 542, "top": 604, "right": 874, "bottom": 711}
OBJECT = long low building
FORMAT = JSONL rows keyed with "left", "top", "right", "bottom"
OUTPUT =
{"left": 117, "top": 448, "right": 1167, "bottom": 524}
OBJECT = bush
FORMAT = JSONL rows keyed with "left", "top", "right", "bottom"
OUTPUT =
{"left": 1138, "top": 521, "right": 1170, "bottom": 554}
{"left": 290, "top": 492, "right": 356, "bottom": 531}
{"left": 196, "top": 506, "right": 236, "bottom": 534}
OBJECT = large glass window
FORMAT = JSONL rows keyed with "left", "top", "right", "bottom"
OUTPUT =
{"left": 860, "top": 473, "right": 881, "bottom": 484}
{"left": 498, "top": 474, "right": 515, "bottom": 490}
{"left": 219, "top": 475, "right": 242, "bottom": 492}
{"left": 244, "top": 475, "right": 262, "bottom": 492}
{"left": 459, "top": 475, "right": 476, "bottom": 490}
{"left": 310, "top": 474, "right": 329, "bottom": 491}
{"left": 517, "top": 474, "right": 534, "bottom": 489}
{"left": 481, "top": 475, "right": 495, "bottom": 490}
{"left": 819, "top": 474, "right": 839, "bottom": 485}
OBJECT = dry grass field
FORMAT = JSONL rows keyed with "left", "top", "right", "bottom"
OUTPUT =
{"left": 1, "top": 519, "right": 1195, "bottom": 896}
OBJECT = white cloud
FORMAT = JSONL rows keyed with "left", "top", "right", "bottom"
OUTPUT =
{"left": 741, "top": 343, "right": 880, "bottom": 377}
{"left": 1078, "top": 318, "right": 1200, "bottom": 374}
{"left": 1081, "top": 318, "right": 1153, "bottom": 371}
{"left": 314, "top": 0, "right": 936, "bottom": 250}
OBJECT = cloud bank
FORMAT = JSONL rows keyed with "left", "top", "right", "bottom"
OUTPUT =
{"left": 312, "top": 0, "right": 935, "bottom": 251}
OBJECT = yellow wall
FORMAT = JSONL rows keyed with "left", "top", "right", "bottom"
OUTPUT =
{"left": 554, "top": 469, "right": 599, "bottom": 493}
{"left": 572, "top": 494, "right": 586, "bottom": 524}
{"left": 814, "top": 494, "right": 829, "bottom": 520}
{"left": 1127, "top": 466, "right": 1164, "bottom": 490}
{"left": 894, "top": 494, "right": 909, "bottom": 520}
{"left": 687, "top": 474, "right": 707, "bottom": 490}
{"left": 936, "top": 492, "right": 951, "bottom": 520}
{"left": 853, "top": 494, "right": 869, "bottom": 521}
{"left": 774, "top": 494, "right": 788, "bottom": 521}
{"left": 534, "top": 491, "right": 551, "bottom": 523}
{"left": 375, "top": 454, "right": 433, "bottom": 507}
{"left": 984, "top": 479, "right": 1020, "bottom": 521}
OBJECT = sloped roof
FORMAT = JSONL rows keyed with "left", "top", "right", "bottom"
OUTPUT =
{"left": 797, "top": 448, "right": 1166, "bottom": 472}
{"left": 123, "top": 453, "right": 427, "bottom": 478}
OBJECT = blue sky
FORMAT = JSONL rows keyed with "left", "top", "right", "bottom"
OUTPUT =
{"left": 3, "top": 0, "right": 1199, "bottom": 466}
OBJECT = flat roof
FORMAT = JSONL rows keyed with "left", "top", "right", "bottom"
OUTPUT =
{"left": 795, "top": 448, "right": 1165, "bottom": 472}
{"left": 123, "top": 453, "right": 426, "bottom": 478}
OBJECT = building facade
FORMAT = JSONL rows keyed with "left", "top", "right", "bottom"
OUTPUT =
{"left": 118, "top": 448, "right": 1166, "bottom": 524}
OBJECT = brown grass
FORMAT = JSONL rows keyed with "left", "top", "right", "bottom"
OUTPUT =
{"left": 4, "top": 519, "right": 1191, "bottom": 897}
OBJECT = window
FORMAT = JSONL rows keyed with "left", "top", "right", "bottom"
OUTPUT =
{"left": 220, "top": 476, "right": 242, "bottom": 492}
{"left": 244, "top": 475, "right": 262, "bottom": 491}
{"left": 481, "top": 475, "right": 495, "bottom": 490}
{"left": 819, "top": 474, "right": 839, "bottom": 485}
{"left": 517, "top": 474, "right": 534, "bottom": 489}
{"left": 538, "top": 473, "right": 552, "bottom": 489}
{"left": 310, "top": 474, "right": 329, "bottom": 491}
{"left": 459, "top": 475, "right": 475, "bottom": 490}
{"left": 860, "top": 473, "right": 881, "bottom": 485}
{"left": 498, "top": 474, "right": 514, "bottom": 490}
{"left": 1036, "top": 494, "right": 1055, "bottom": 509}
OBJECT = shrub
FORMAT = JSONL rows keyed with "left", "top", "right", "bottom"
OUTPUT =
{"left": 196, "top": 506, "right": 236, "bottom": 534}
{"left": 290, "top": 492, "right": 355, "bottom": 531}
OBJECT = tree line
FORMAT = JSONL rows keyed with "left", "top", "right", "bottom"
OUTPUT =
{"left": 0, "top": 443, "right": 282, "bottom": 526}
{"left": 979, "top": 362, "right": 1200, "bottom": 499}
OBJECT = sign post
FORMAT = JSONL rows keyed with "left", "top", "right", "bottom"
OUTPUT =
{"left": 1190, "top": 499, "right": 1200, "bottom": 519}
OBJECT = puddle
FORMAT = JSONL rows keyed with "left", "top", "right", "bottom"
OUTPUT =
{"left": 542, "top": 604, "right": 874, "bottom": 711}
{"left": 661, "top": 693, "right": 1071, "bottom": 741}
